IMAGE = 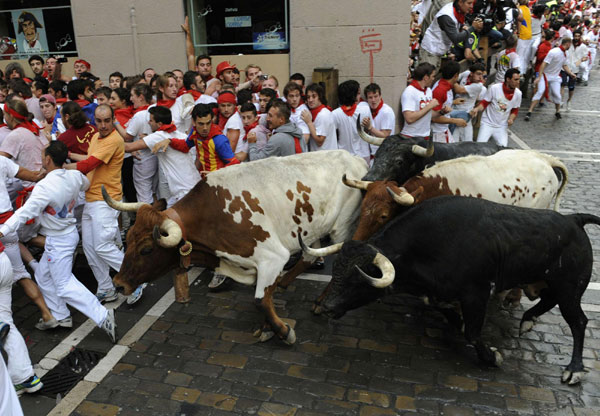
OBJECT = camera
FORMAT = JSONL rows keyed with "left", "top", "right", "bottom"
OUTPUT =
{"left": 259, "top": 74, "right": 269, "bottom": 81}
{"left": 52, "top": 54, "right": 68, "bottom": 63}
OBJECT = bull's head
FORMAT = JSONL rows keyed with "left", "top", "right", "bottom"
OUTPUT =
{"left": 102, "top": 187, "right": 183, "bottom": 295}
{"left": 342, "top": 175, "right": 418, "bottom": 240}
{"left": 300, "top": 237, "right": 395, "bottom": 318}
{"left": 358, "top": 115, "right": 434, "bottom": 182}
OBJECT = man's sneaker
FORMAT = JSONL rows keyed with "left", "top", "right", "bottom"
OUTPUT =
{"left": 539, "top": 101, "right": 546, "bottom": 107}
{"left": 58, "top": 317, "right": 73, "bottom": 328}
{"left": 584, "top": 80, "right": 588, "bottom": 86}
{"left": 14, "top": 375, "right": 43, "bottom": 396}
{"left": 126, "top": 283, "right": 147, "bottom": 305}
{"left": 555, "top": 112, "right": 562, "bottom": 120}
{"left": 101, "top": 309, "right": 116, "bottom": 343}
{"left": 0, "top": 321, "right": 9, "bottom": 346}
{"left": 524, "top": 112, "right": 531, "bottom": 121}
{"left": 566, "top": 101, "right": 571, "bottom": 112}
{"left": 35, "top": 318, "right": 58, "bottom": 330}
{"left": 96, "top": 289, "right": 118, "bottom": 304}
{"left": 208, "top": 274, "right": 228, "bottom": 290}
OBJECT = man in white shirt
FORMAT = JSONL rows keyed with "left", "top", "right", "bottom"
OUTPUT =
{"left": 565, "top": 30, "right": 589, "bottom": 109}
{"left": 0, "top": 141, "right": 116, "bottom": 342}
{"left": 400, "top": 63, "right": 440, "bottom": 139}
{"left": 125, "top": 106, "right": 201, "bottom": 207}
{"left": 283, "top": 82, "right": 310, "bottom": 144}
{"left": 331, "top": 80, "right": 372, "bottom": 164}
{"left": 495, "top": 35, "right": 521, "bottom": 84}
{"left": 300, "top": 83, "right": 338, "bottom": 151}
{"left": 452, "top": 63, "right": 487, "bottom": 142}
{"left": 360, "top": 83, "right": 395, "bottom": 156}
{"left": 584, "top": 25, "right": 599, "bottom": 75}
{"left": 526, "top": 37, "right": 577, "bottom": 120}
{"left": 472, "top": 68, "right": 522, "bottom": 146}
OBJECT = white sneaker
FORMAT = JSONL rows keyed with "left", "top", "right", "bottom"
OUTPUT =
{"left": 566, "top": 101, "right": 571, "bottom": 112}
{"left": 101, "top": 309, "right": 116, "bottom": 343}
{"left": 208, "top": 274, "right": 228, "bottom": 290}
{"left": 96, "top": 289, "right": 118, "bottom": 304}
{"left": 126, "top": 283, "right": 147, "bottom": 305}
{"left": 58, "top": 317, "right": 73, "bottom": 328}
{"left": 35, "top": 318, "right": 58, "bottom": 330}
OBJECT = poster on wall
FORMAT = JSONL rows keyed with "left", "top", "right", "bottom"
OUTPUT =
{"left": 12, "top": 9, "right": 48, "bottom": 55}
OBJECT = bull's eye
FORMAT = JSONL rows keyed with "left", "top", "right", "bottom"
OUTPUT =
{"left": 140, "top": 247, "right": 153, "bottom": 255}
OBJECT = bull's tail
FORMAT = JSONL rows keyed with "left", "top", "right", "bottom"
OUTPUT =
{"left": 550, "top": 158, "right": 569, "bottom": 211}
{"left": 570, "top": 213, "right": 600, "bottom": 229}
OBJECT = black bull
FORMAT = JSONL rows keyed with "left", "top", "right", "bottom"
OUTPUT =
{"left": 302, "top": 196, "right": 598, "bottom": 385}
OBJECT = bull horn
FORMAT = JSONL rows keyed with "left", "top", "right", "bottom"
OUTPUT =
{"left": 153, "top": 218, "right": 183, "bottom": 248}
{"left": 355, "top": 252, "right": 395, "bottom": 288}
{"left": 299, "top": 235, "right": 343, "bottom": 257}
{"left": 342, "top": 174, "right": 372, "bottom": 191}
{"left": 102, "top": 185, "right": 147, "bottom": 212}
{"left": 386, "top": 187, "right": 415, "bottom": 206}
{"left": 357, "top": 115, "right": 384, "bottom": 146}
{"left": 411, "top": 140, "right": 434, "bottom": 158}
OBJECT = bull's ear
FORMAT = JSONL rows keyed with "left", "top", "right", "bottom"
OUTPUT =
{"left": 411, "top": 186, "right": 425, "bottom": 204}
{"left": 153, "top": 198, "right": 167, "bottom": 211}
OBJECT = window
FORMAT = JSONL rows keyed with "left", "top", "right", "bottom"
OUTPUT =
{"left": 186, "top": 0, "right": 289, "bottom": 55}
{"left": 0, "top": 0, "right": 77, "bottom": 59}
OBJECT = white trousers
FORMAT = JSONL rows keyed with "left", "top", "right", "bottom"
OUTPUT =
{"left": 133, "top": 156, "right": 158, "bottom": 204}
{"left": 517, "top": 38, "right": 534, "bottom": 73}
{"left": 580, "top": 62, "right": 590, "bottom": 82}
{"left": 0, "top": 355, "right": 23, "bottom": 416}
{"left": 533, "top": 78, "right": 562, "bottom": 104}
{"left": 590, "top": 48, "right": 597, "bottom": 69}
{"left": 36, "top": 230, "right": 108, "bottom": 326}
{"left": 454, "top": 121, "right": 474, "bottom": 142}
{"left": 82, "top": 201, "right": 123, "bottom": 293}
{"left": 0, "top": 252, "right": 34, "bottom": 385}
{"left": 476, "top": 122, "right": 508, "bottom": 147}
{"left": 0, "top": 231, "right": 30, "bottom": 282}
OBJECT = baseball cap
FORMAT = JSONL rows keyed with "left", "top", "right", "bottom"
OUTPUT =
{"left": 216, "top": 61, "right": 236, "bottom": 78}
{"left": 39, "top": 94, "right": 56, "bottom": 106}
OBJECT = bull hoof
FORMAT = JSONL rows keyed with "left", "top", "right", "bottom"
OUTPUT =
{"left": 282, "top": 325, "right": 296, "bottom": 345}
{"left": 312, "top": 304, "right": 323, "bottom": 315}
{"left": 562, "top": 370, "right": 586, "bottom": 385}
{"left": 175, "top": 296, "right": 191, "bottom": 304}
{"left": 519, "top": 320, "right": 534, "bottom": 335}
{"left": 490, "top": 347, "right": 503, "bottom": 366}
{"left": 259, "top": 330, "right": 275, "bottom": 342}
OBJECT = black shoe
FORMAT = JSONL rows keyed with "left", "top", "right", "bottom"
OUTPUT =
{"left": 309, "top": 258, "right": 325, "bottom": 270}
{"left": 524, "top": 112, "right": 531, "bottom": 121}
{"left": 555, "top": 112, "right": 562, "bottom": 120}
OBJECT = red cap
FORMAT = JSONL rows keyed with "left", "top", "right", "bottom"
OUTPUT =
{"left": 216, "top": 61, "right": 236, "bottom": 78}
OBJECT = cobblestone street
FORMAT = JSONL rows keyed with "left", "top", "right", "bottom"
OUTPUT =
{"left": 13, "top": 68, "right": 600, "bottom": 416}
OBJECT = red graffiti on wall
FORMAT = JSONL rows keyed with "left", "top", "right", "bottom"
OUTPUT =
{"left": 359, "top": 29, "right": 382, "bottom": 83}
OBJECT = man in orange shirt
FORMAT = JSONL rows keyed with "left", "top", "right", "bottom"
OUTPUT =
{"left": 66, "top": 104, "right": 129, "bottom": 303}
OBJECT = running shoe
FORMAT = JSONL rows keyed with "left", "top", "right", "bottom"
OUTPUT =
{"left": 14, "top": 375, "right": 43, "bottom": 396}
{"left": 555, "top": 112, "right": 562, "bottom": 120}
{"left": 101, "top": 309, "right": 116, "bottom": 343}
{"left": 126, "top": 283, "right": 147, "bottom": 305}
{"left": 96, "top": 289, "right": 118, "bottom": 303}
{"left": 524, "top": 112, "right": 531, "bottom": 121}
{"left": 35, "top": 316, "right": 73, "bottom": 331}
{"left": 208, "top": 274, "right": 228, "bottom": 290}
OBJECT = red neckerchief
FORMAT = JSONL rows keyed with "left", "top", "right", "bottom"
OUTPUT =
{"left": 242, "top": 120, "right": 259, "bottom": 141}
{"left": 453, "top": 6, "right": 466, "bottom": 25}
{"left": 559, "top": 45, "right": 568, "bottom": 56}
{"left": 114, "top": 107, "right": 134, "bottom": 125}
{"left": 502, "top": 82, "right": 515, "bottom": 100}
{"left": 176, "top": 86, "right": 186, "bottom": 97}
{"left": 190, "top": 124, "right": 223, "bottom": 145}
{"left": 310, "top": 104, "right": 327, "bottom": 121}
{"left": 505, "top": 47, "right": 517, "bottom": 55}
{"left": 15, "top": 186, "right": 36, "bottom": 224}
{"left": 0, "top": 123, "right": 6, "bottom": 128}
{"left": 182, "top": 89, "right": 202, "bottom": 101}
{"left": 133, "top": 104, "right": 150, "bottom": 114}
{"left": 292, "top": 134, "right": 303, "bottom": 154}
{"left": 371, "top": 99, "right": 384, "bottom": 118}
{"left": 0, "top": 211, "right": 13, "bottom": 224}
{"left": 217, "top": 109, "right": 237, "bottom": 130}
{"left": 409, "top": 79, "right": 426, "bottom": 92}
{"left": 74, "top": 99, "right": 90, "bottom": 108}
{"left": 156, "top": 99, "right": 176, "bottom": 108}
{"left": 157, "top": 123, "right": 177, "bottom": 133}
{"left": 56, "top": 97, "right": 68, "bottom": 105}
{"left": 340, "top": 102, "right": 357, "bottom": 117}
{"left": 0, "top": 241, "right": 3, "bottom": 253}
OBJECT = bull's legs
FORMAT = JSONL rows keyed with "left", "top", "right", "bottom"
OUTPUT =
{"left": 173, "top": 269, "right": 190, "bottom": 303}
{"left": 557, "top": 298, "right": 588, "bottom": 385}
{"left": 519, "top": 294, "right": 557, "bottom": 335}
{"left": 254, "top": 282, "right": 295, "bottom": 345}
{"left": 460, "top": 293, "right": 502, "bottom": 366}
{"left": 278, "top": 251, "right": 315, "bottom": 290}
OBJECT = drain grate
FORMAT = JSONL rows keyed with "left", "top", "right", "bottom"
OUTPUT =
{"left": 40, "top": 348, "right": 105, "bottom": 397}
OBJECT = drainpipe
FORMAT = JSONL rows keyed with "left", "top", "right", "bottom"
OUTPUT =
{"left": 130, "top": 3, "right": 141, "bottom": 74}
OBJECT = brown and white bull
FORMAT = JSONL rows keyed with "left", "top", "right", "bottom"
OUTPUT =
{"left": 102, "top": 150, "right": 367, "bottom": 344}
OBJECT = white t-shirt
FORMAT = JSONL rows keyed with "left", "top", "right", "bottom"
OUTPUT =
{"left": 496, "top": 49, "right": 520, "bottom": 84}
{"left": 310, "top": 107, "right": 338, "bottom": 151}
{"left": 142, "top": 130, "right": 201, "bottom": 201}
{"left": 290, "top": 103, "right": 310, "bottom": 135}
{"left": 400, "top": 84, "right": 433, "bottom": 137}
{"left": 480, "top": 83, "right": 522, "bottom": 128}
{"left": 331, "top": 104, "right": 372, "bottom": 160}
{"left": 454, "top": 71, "right": 486, "bottom": 111}
{"left": 223, "top": 112, "right": 244, "bottom": 139}
{"left": 366, "top": 101, "right": 395, "bottom": 155}
{"left": 126, "top": 109, "right": 154, "bottom": 163}
{"left": 0, "top": 156, "right": 19, "bottom": 213}
{"left": 543, "top": 47, "right": 568, "bottom": 81}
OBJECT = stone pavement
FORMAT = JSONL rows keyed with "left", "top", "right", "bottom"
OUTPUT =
{"left": 12, "top": 68, "right": 600, "bottom": 415}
